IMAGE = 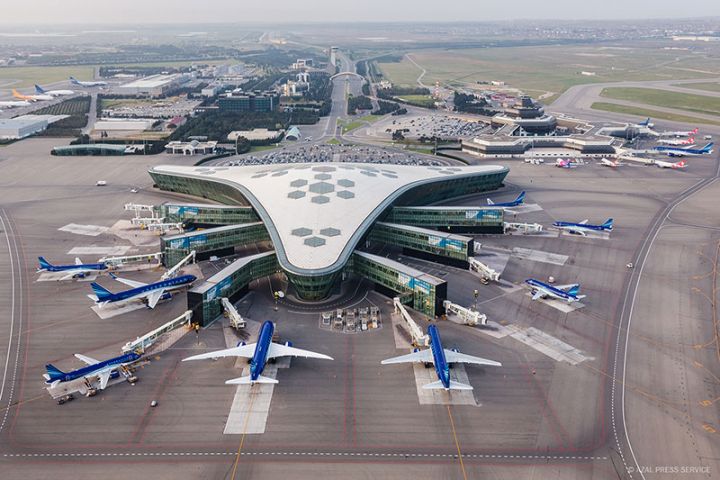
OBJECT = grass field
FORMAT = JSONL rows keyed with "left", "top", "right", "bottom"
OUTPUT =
{"left": 600, "top": 87, "right": 720, "bottom": 116}
{"left": 591, "top": 102, "right": 720, "bottom": 126}
{"left": 0, "top": 65, "right": 96, "bottom": 89}
{"left": 377, "top": 42, "right": 720, "bottom": 102}
{"left": 673, "top": 82, "right": 720, "bottom": 93}
{"left": 326, "top": 138, "right": 342, "bottom": 145}
{"left": 250, "top": 144, "right": 279, "bottom": 153}
{"left": 397, "top": 95, "right": 436, "bottom": 108}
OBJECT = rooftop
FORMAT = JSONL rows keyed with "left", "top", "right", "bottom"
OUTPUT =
{"left": 150, "top": 163, "right": 507, "bottom": 275}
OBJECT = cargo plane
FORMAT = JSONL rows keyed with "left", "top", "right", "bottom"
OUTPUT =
{"left": 183, "top": 320, "right": 333, "bottom": 385}
{"left": 381, "top": 324, "right": 501, "bottom": 391}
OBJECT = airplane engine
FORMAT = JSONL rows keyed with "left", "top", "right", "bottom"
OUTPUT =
{"left": 236, "top": 341, "right": 246, "bottom": 347}
{"left": 284, "top": 341, "right": 293, "bottom": 348}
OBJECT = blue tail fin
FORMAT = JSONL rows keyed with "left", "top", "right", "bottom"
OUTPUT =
{"left": 34, "top": 84, "right": 45, "bottom": 94}
{"left": 703, "top": 143, "right": 714, "bottom": 153}
{"left": 38, "top": 256, "right": 52, "bottom": 269}
{"left": 515, "top": 191, "right": 526, "bottom": 204}
{"left": 567, "top": 285, "right": 581, "bottom": 297}
{"left": 91, "top": 282, "right": 113, "bottom": 301}
{"left": 45, "top": 364, "right": 65, "bottom": 381}
{"left": 602, "top": 218, "right": 614, "bottom": 230}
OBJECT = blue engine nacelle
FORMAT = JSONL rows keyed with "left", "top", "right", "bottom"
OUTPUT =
{"left": 284, "top": 341, "right": 293, "bottom": 348}
{"left": 110, "top": 371, "right": 120, "bottom": 380}
{"left": 451, "top": 348, "right": 459, "bottom": 353}
{"left": 160, "top": 292, "right": 173, "bottom": 301}
{"left": 413, "top": 348, "right": 420, "bottom": 353}
{"left": 236, "top": 341, "right": 247, "bottom": 347}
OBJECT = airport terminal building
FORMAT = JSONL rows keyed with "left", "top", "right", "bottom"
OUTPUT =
{"left": 149, "top": 163, "right": 508, "bottom": 325}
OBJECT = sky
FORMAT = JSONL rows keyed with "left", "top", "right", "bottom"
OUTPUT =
{"left": 1, "top": 0, "right": 719, "bottom": 24}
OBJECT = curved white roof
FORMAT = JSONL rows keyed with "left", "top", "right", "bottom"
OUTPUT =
{"left": 150, "top": 162, "right": 507, "bottom": 275}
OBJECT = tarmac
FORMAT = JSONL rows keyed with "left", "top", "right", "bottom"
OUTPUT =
{"left": 0, "top": 136, "right": 718, "bottom": 479}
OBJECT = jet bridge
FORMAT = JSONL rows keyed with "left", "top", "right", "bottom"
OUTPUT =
{"left": 122, "top": 310, "right": 193, "bottom": 354}
{"left": 442, "top": 300, "right": 487, "bottom": 326}
{"left": 221, "top": 297, "right": 246, "bottom": 330}
{"left": 161, "top": 250, "right": 195, "bottom": 281}
{"left": 469, "top": 257, "right": 500, "bottom": 282}
{"left": 393, "top": 297, "right": 429, "bottom": 347}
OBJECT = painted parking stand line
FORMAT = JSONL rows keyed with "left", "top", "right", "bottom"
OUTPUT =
{"left": 1, "top": 451, "right": 608, "bottom": 461}
{"left": 91, "top": 302, "right": 147, "bottom": 320}
{"left": 58, "top": 224, "right": 109, "bottom": 237}
{"left": 413, "top": 362, "right": 477, "bottom": 406}
{"left": 68, "top": 246, "right": 132, "bottom": 256}
{"left": 36, "top": 271, "right": 99, "bottom": 283}
{"left": 512, "top": 247, "right": 568, "bottom": 266}
{"left": 558, "top": 230, "right": 611, "bottom": 240}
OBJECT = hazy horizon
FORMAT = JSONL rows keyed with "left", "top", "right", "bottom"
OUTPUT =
{"left": 2, "top": 0, "right": 720, "bottom": 24}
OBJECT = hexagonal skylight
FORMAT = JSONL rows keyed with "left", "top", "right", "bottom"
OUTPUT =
{"left": 304, "top": 236, "right": 326, "bottom": 247}
{"left": 288, "top": 190, "right": 306, "bottom": 199}
{"left": 311, "top": 195, "right": 330, "bottom": 204}
{"left": 309, "top": 182, "right": 334, "bottom": 194}
{"left": 320, "top": 228, "right": 341, "bottom": 237}
{"left": 291, "top": 227, "right": 313, "bottom": 237}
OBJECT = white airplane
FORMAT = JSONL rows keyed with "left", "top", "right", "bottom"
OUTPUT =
{"left": 12, "top": 88, "right": 52, "bottom": 102}
{"left": 0, "top": 100, "right": 31, "bottom": 108}
{"left": 660, "top": 128, "right": 698, "bottom": 138}
{"left": 70, "top": 76, "right": 107, "bottom": 88}
{"left": 655, "top": 159, "right": 687, "bottom": 169}
{"left": 34, "top": 84, "right": 74, "bottom": 97}
{"left": 599, "top": 158, "right": 623, "bottom": 168}
{"left": 657, "top": 136, "right": 695, "bottom": 146}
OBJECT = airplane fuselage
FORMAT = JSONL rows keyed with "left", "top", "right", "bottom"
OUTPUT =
{"left": 428, "top": 325, "right": 451, "bottom": 389}
{"left": 553, "top": 221, "right": 611, "bottom": 233}
{"left": 40, "top": 263, "right": 107, "bottom": 273}
{"left": 250, "top": 321, "right": 275, "bottom": 382}
{"left": 46, "top": 352, "right": 140, "bottom": 385}
{"left": 101, "top": 274, "right": 195, "bottom": 304}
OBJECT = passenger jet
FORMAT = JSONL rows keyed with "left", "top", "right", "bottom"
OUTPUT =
{"left": 553, "top": 218, "right": 613, "bottom": 236}
{"left": 34, "top": 84, "right": 74, "bottom": 97}
{"left": 12, "top": 88, "right": 52, "bottom": 101}
{"left": 660, "top": 128, "right": 698, "bottom": 138}
{"left": 183, "top": 320, "right": 333, "bottom": 385}
{"left": 525, "top": 279, "right": 586, "bottom": 303}
{"left": 381, "top": 324, "right": 501, "bottom": 391}
{"left": 655, "top": 143, "right": 713, "bottom": 157}
{"left": 657, "top": 137, "right": 695, "bottom": 146}
{"left": 599, "top": 158, "right": 623, "bottom": 168}
{"left": 70, "top": 76, "right": 107, "bottom": 87}
{"left": 655, "top": 159, "right": 687, "bottom": 169}
{"left": 37, "top": 256, "right": 108, "bottom": 280}
{"left": 44, "top": 351, "right": 141, "bottom": 390}
{"left": 487, "top": 191, "right": 525, "bottom": 208}
{"left": 89, "top": 273, "right": 196, "bottom": 309}
{"left": 0, "top": 99, "right": 31, "bottom": 108}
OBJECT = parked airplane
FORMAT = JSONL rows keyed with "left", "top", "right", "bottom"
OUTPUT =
{"left": 553, "top": 218, "right": 613, "bottom": 236}
{"left": 12, "top": 88, "right": 52, "bottom": 101}
{"left": 487, "top": 191, "right": 525, "bottom": 208}
{"left": 655, "top": 143, "right": 713, "bottom": 157}
{"left": 555, "top": 158, "right": 581, "bottom": 168}
{"left": 660, "top": 128, "right": 698, "bottom": 138}
{"left": 0, "top": 99, "right": 31, "bottom": 108}
{"left": 381, "top": 324, "right": 501, "bottom": 391}
{"left": 70, "top": 76, "right": 107, "bottom": 87}
{"left": 599, "top": 158, "right": 623, "bottom": 168}
{"left": 44, "top": 351, "right": 141, "bottom": 390}
{"left": 37, "top": 256, "right": 108, "bottom": 280}
{"left": 657, "top": 136, "right": 695, "bottom": 146}
{"left": 525, "top": 279, "right": 586, "bottom": 303}
{"left": 34, "top": 84, "right": 74, "bottom": 97}
{"left": 89, "top": 273, "right": 196, "bottom": 309}
{"left": 182, "top": 320, "right": 333, "bottom": 385}
{"left": 635, "top": 117, "right": 654, "bottom": 128}
{"left": 655, "top": 159, "right": 687, "bottom": 169}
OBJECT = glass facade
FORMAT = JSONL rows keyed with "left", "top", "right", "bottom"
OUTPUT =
{"left": 157, "top": 203, "right": 258, "bottom": 226}
{"left": 350, "top": 251, "right": 447, "bottom": 318}
{"left": 285, "top": 271, "right": 342, "bottom": 301}
{"left": 368, "top": 222, "right": 472, "bottom": 265}
{"left": 385, "top": 206, "right": 504, "bottom": 233}
{"left": 187, "top": 251, "right": 280, "bottom": 326}
{"left": 161, "top": 223, "right": 270, "bottom": 267}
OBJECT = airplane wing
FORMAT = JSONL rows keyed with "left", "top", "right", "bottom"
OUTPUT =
{"left": 381, "top": 349, "right": 434, "bottom": 365}
{"left": 146, "top": 289, "right": 165, "bottom": 309}
{"left": 444, "top": 349, "right": 502, "bottom": 367}
{"left": 74, "top": 353, "right": 100, "bottom": 365}
{"left": 111, "top": 275, "right": 147, "bottom": 289}
{"left": 266, "top": 343, "right": 333, "bottom": 360}
{"left": 557, "top": 283, "right": 580, "bottom": 292}
{"left": 59, "top": 271, "right": 80, "bottom": 281}
{"left": 578, "top": 219, "right": 589, "bottom": 225}
{"left": 182, "top": 343, "right": 257, "bottom": 362}
{"left": 75, "top": 257, "right": 83, "bottom": 265}
{"left": 97, "top": 371, "right": 111, "bottom": 390}
{"left": 531, "top": 290, "right": 544, "bottom": 301}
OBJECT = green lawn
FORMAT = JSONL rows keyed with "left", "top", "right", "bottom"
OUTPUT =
{"left": 397, "top": 95, "right": 436, "bottom": 108}
{"left": 600, "top": 87, "right": 720, "bottom": 116}
{"left": 0, "top": 65, "right": 97, "bottom": 89}
{"left": 341, "top": 120, "right": 367, "bottom": 133}
{"left": 673, "top": 82, "right": 720, "bottom": 93}
{"left": 326, "top": 138, "right": 342, "bottom": 145}
{"left": 250, "top": 144, "right": 280, "bottom": 153}
{"left": 591, "top": 102, "right": 720, "bottom": 126}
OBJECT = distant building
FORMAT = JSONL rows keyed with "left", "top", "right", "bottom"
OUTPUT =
{"left": 330, "top": 46, "right": 338, "bottom": 66}
{"left": 218, "top": 91, "right": 280, "bottom": 112}
{"left": 0, "top": 114, "right": 67, "bottom": 140}
{"left": 165, "top": 140, "right": 217, "bottom": 155}
{"left": 117, "top": 74, "right": 191, "bottom": 97}
{"left": 285, "top": 126, "right": 301, "bottom": 141}
{"left": 292, "top": 59, "right": 314, "bottom": 70}
{"left": 52, "top": 144, "right": 130, "bottom": 156}
{"left": 462, "top": 135, "right": 615, "bottom": 157}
